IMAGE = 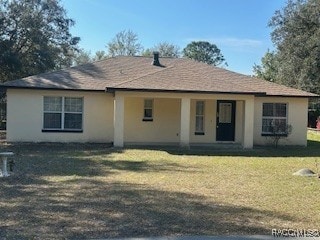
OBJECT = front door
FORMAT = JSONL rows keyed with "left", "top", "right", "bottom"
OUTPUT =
{"left": 216, "top": 100, "right": 236, "bottom": 141}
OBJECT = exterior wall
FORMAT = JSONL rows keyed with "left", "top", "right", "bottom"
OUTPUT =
{"left": 124, "top": 97, "right": 245, "bottom": 145}
{"left": 190, "top": 100, "right": 243, "bottom": 144}
{"left": 235, "top": 101, "right": 244, "bottom": 143}
{"left": 190, "top": 99, "right": 216, "bottom": 143}
{"left": 253, "top": 97, "right": 308, "bottom": 146}
{"left": 7, "top": 89, "right": 114, "bottom": 142}
{"left": 8, "top": 88, "right": 308, "bottom": 147}
{"left": 124, "top": 97, "right": 180, "bottom": 144}
{"left": 114, "top": 91, "right": 253, "bottom": 146}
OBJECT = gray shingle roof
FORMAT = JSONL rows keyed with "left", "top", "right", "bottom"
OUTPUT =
{"left": 2, "top": 56, "right": 318, "bottom": 97}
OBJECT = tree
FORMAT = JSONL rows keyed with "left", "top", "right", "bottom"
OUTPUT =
{"left": 253, "top": 50, "right": 279, "bottom": 82}
{"left": 254, "top": 0, "right": 320, "bottom": 94}
{"left": 72, "top": 49, "right": 92, "bottom": 66}
{"left": 93, "top": 50, "right": 107, "bottom": 61}
{"left": 266, "top": 123, "right": 293, "bottom": 148}
{"left": 107, "top": 30, "right": 142, "bottom": 57}
{"left": 142, "top": 42, "right": 180, "bottom": 58}
{"left": 182, "top": 41, "right": 226, "bottom": 66}
{"left": 73, "top": 50, "right": 108, "bottom": 64}
{"left": 141, "top": 48, "right": 153, "bottom": 57}
{"left": 0, "top": 0, "right": 80, "bottom": 82}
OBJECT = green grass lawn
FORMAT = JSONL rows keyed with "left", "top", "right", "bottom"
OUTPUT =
{"left": 1, "top": 132, "right": 320, "bottom": 239}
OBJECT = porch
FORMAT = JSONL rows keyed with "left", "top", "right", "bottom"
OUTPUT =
{"left": 113, "top": 91, "right": 254, "bottom": 149}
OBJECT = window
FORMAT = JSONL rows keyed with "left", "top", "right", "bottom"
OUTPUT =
{"left": 43, "top": 97, "right": 62, "bottom": 129}
{"left": 218, "top": 102, "right": 232, "bottom": 123}
{"left": 262, "top": 103, "right": 287, "bottom": 135}
{"left": 43, "top": 96, "right": 83, "bottom": 131}
{"left": 195, "top": 101, "right": 205, "bottom": 135}
{"left": 143, "top": 99, "right": 153, "bottom": 121}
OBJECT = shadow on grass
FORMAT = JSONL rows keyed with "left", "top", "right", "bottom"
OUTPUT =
{"left": 98, "top": 160, "right": 198, "bottom": 173}
{"left": 129, "top": 140, "right": 320, "bottom": 158}
{"left": 0, "top": 142, "right": 305, "bottom": 238}
{"left": 0, "top": 142, "right": 115, "bottom": 156}
{"left": 0, "top": 142, "right": 197, "bottom": 179}
{"left": 0, "top": 177, "right": 294, "bottom": 239}
{"left": 2, "top": 139, "right": 320, "bottom": 158}
{"left": 9, "top": 155, "right": 192, "bottom": 178}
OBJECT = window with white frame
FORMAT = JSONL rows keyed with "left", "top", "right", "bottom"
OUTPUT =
{"left": 143, "top": 99, "right": 153, "bottom": 121}
{"left": 262, "top": 103, "right": 287, "bottom": 135}
{"left": 195, "top": 101, "right": 205, "bottom": 134}
{"left": 43, "top": 96, "right": 83, "bottom": 131}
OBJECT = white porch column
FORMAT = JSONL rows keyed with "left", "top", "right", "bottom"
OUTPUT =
{"left": 180, "top": 97, "right": 191, "bottom": 148}
{"left": 243, "top": 98, "right": 254, "bottom": 149}
{"left": 114, "top": 94, "right": 124, "bottom": 147}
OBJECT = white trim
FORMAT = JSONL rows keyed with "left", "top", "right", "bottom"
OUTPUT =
{"left": 143, "top": 99, "right": 154, "bottom": 120}
{"left": 261, "top": 102, "right": 288, "bottom": 134}
{"left": 43, "top": 96, "right": 83, "bottom": 131}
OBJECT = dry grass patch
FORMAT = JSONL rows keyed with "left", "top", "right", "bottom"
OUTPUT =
{"left": 1, "top": 134, "right": 320, "bottom": 239}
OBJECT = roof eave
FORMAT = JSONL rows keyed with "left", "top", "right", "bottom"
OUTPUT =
{"left": 105, "top": 87, "right": 266, "bottom": 96}
{"left": 106, "top": 87, "right": 318, "bottom": 98}
{"left": 255, "top": 94, "right": 319, "bottom": 98}
{"left": 1, "top": 85, "right": 105, "bottom": 92}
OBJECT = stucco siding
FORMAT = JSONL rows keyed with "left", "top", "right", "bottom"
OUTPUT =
{"left": 253, "top": 97, "right": 308, "bottom": 146}
{"left": 235, "top": 101, "right": 244, "bottom": 144}
{"left": 189, "top": 100, "right": 244, "bottom": 144}
{"left": 190, "top": 100, "right": 216, "bottom": 143}
{"left": 6, "top": 88, "right": 309, "bottom": 146}
{"left": 7, "top": 89, "right": 114, "bottom": 142}
{"left": 124, "top": 97, "right": 180, "bottom": 143}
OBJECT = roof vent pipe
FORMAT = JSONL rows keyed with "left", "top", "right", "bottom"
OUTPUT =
{"left": 152, "top": 51, "right": 161, "bottom": 66}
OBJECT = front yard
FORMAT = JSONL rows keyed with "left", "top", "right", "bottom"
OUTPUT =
{"left": 1, "top": 133, "right": 320, "bottom": 239}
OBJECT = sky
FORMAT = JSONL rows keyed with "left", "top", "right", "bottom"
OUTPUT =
{"left": 60, "top": 0, "right": 287, "bottom": 75}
